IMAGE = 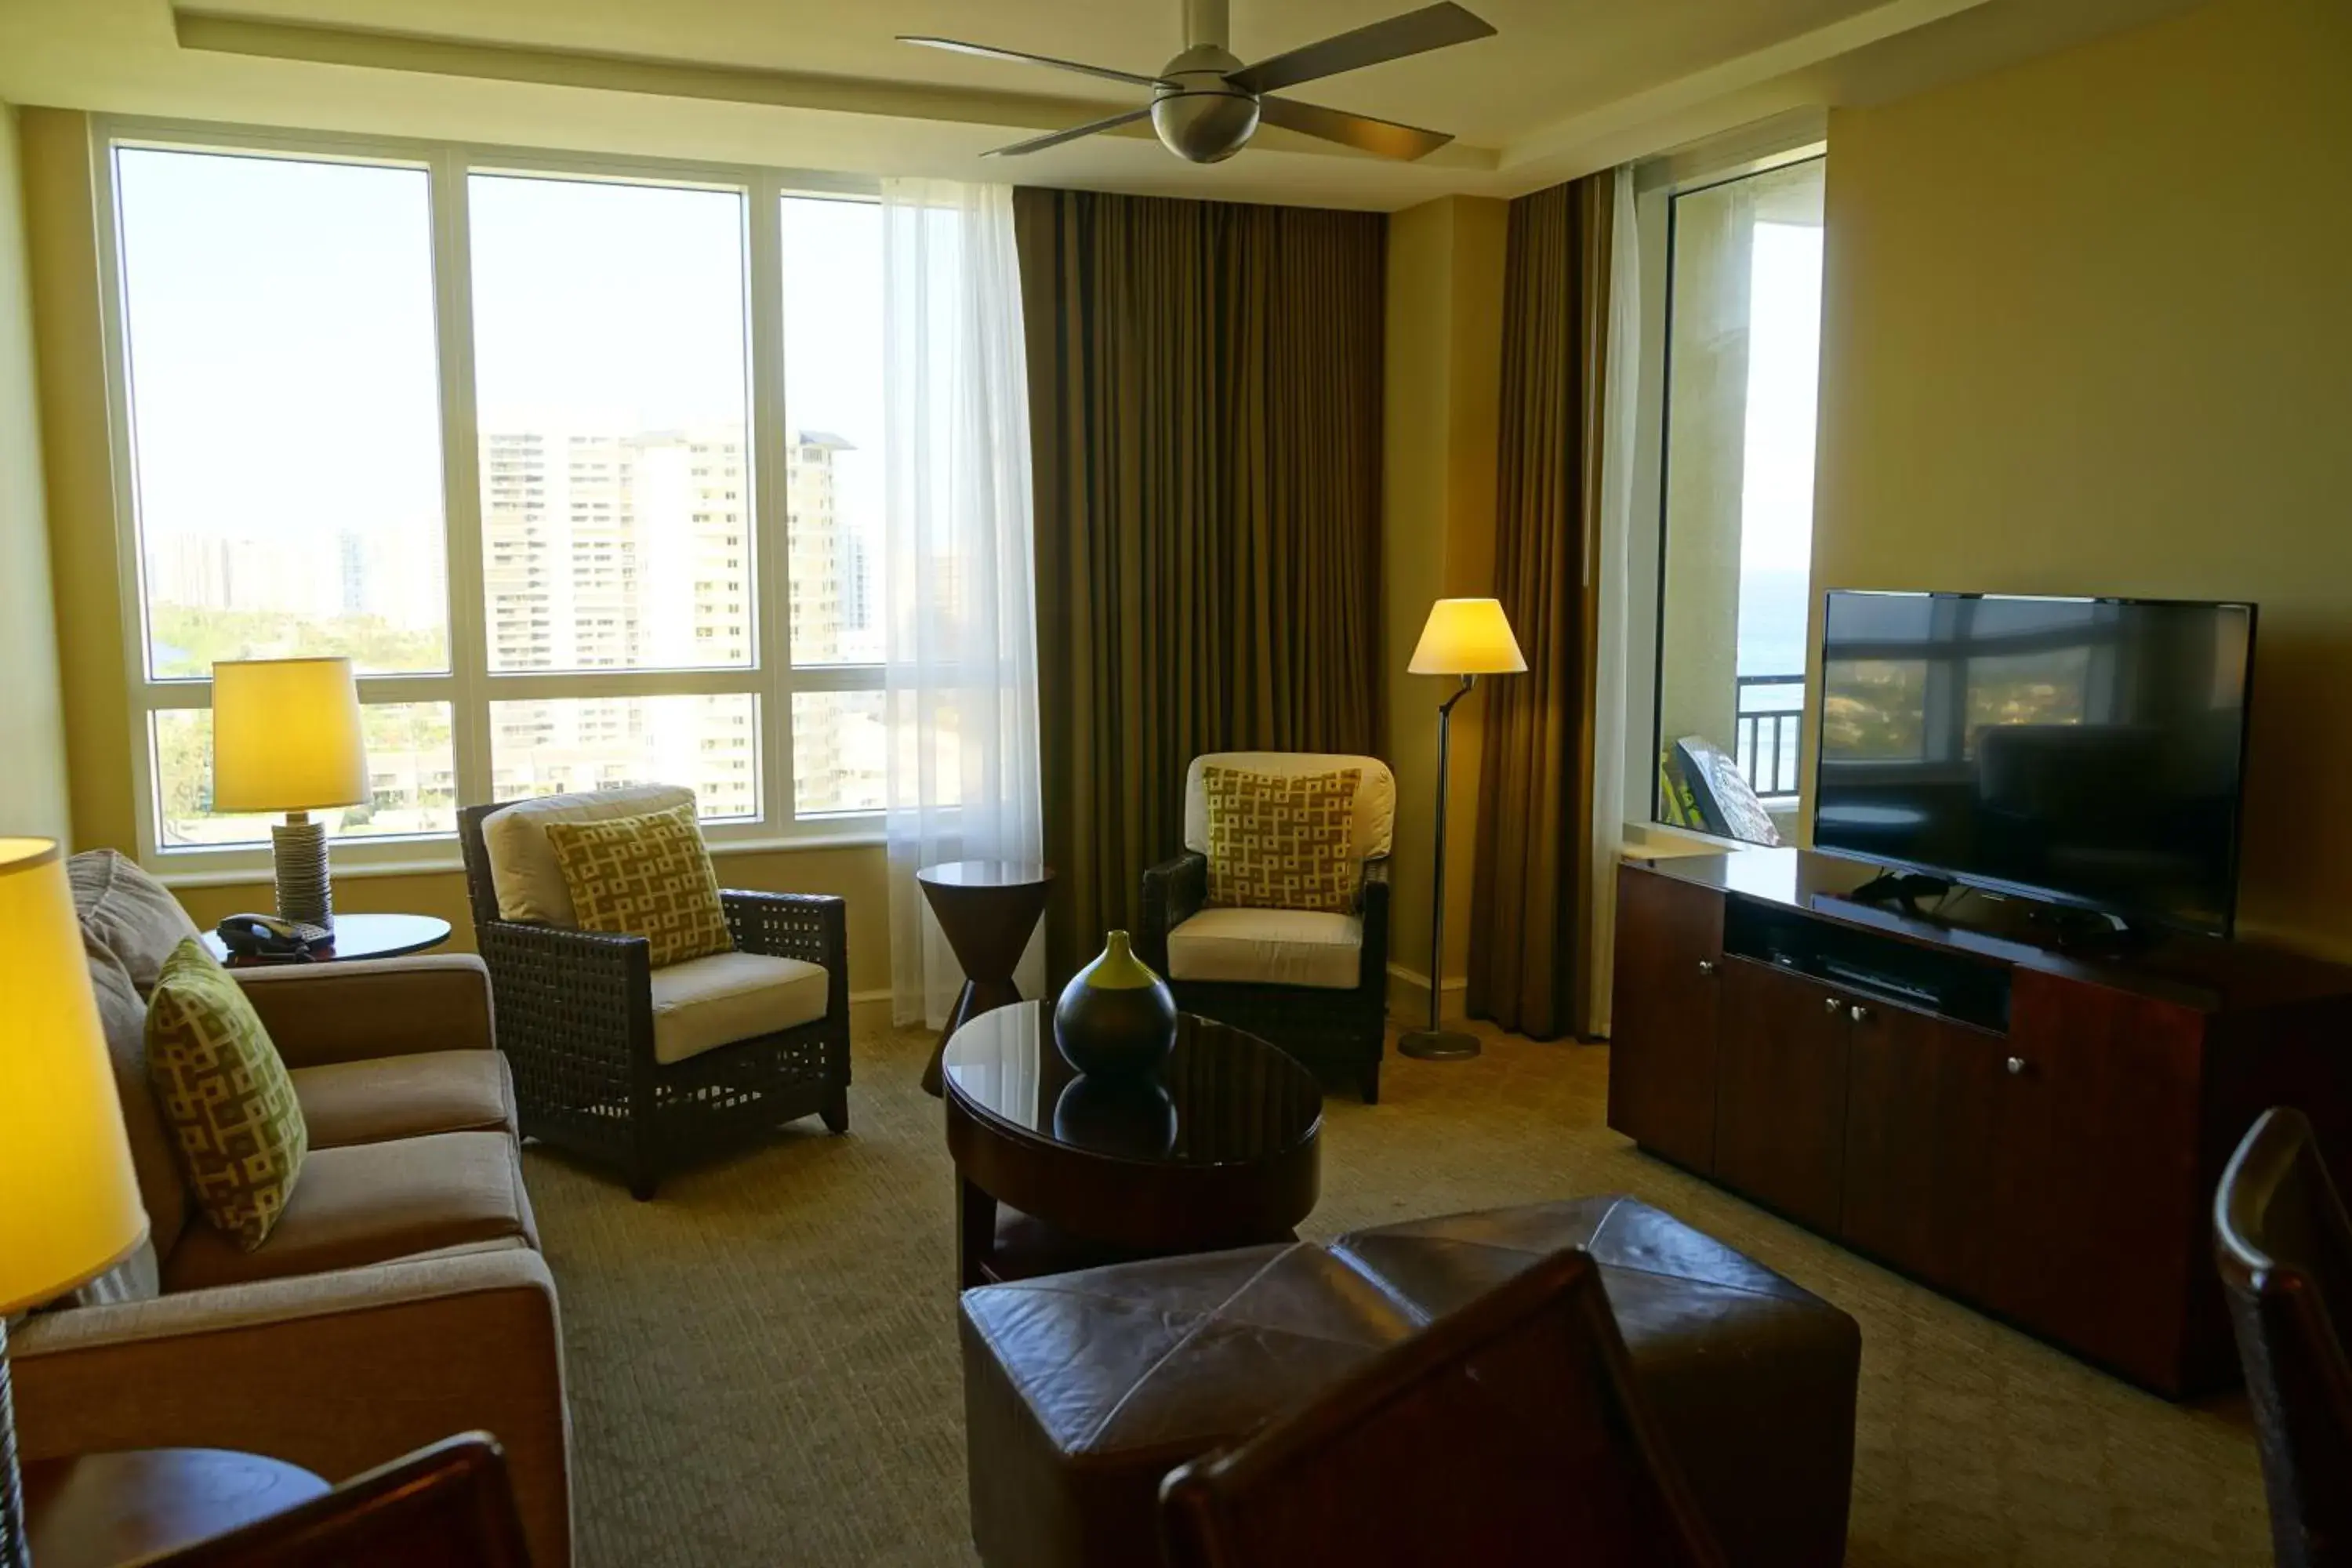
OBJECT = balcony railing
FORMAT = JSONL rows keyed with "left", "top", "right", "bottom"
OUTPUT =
{"left": 1734, "top": 674, "right": 1805, "bottom": 803}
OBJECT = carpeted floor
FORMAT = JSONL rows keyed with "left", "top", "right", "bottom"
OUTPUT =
{"left": 522, "top": 1018, "right": 2272, "bottom": 1567}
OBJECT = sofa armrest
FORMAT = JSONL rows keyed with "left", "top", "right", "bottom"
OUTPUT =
{"left": 11, "top": 1247, "right": 572, "bottom": 1568}
{"left": 1357, "top": 858, "right": 1392, "bottom": 992}
{"left": 1138, "top": 851, "right": 1208, "bottom": 975}
{"left": 235, "top": 955, "right": 495, "bottom": 1068}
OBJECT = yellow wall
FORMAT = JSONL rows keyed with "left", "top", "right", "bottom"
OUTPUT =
{"left": 16, "top": 107, "right": 895, "bottom": 989}
{"left": 1381, "top": 194, "right": 1507, "bottom": 1018}
{"left": 0, "top": 103, "right": 71, "bottom": 842}
{"left": 1813, "top": 0, "right": 2352, "bottom": 955}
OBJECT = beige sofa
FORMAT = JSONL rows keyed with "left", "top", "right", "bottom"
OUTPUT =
{"left": 11, "top": 851, "right": 572, "bottom": 1566}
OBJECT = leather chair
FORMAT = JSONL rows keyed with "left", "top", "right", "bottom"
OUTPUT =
{"left": 146, "top": 1433, "right": 532, "bottom": 1566}
{"left": 458, "top": 786, "right": 851, "bottom": 1199}
{"left": 2216, "top": 1106, "right": 2352, "bottom": 1568}
{"left": 1160, "top": 1248, "right": 1726, "bottom": 1568}
{"left": 1138, "top": 753, "right": 1395, "bottom": 1102}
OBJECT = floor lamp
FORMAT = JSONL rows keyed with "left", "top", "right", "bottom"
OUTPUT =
{"left": 1398, "top": 598, "right": 1526, "bottom": 1062}
{"left": 0, "top": 840, "right": 151, "bottom": 1568}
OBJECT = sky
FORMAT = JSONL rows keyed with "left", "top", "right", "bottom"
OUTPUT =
{"left": 114, "top": 146, "right": 884, "bottom": 563}
{"left": 1739, "top": 219, "right": 1824, "bottom": 578}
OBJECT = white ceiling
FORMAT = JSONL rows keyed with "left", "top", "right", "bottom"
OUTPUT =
{"left": 0, "top": 0, "right": 2203, "bottom": 208}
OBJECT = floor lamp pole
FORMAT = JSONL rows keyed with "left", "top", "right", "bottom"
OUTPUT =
{"left": 1400, "top": 675, "right": 1480, "bottom": 1061}
{"left": 2, "top": 1319, "right": 26, "bottom": 1568}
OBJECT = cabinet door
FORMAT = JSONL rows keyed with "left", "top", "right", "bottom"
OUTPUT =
{"left": 1713, "top": 956, "right": 1851, "bottom": 1233}
{"left": 1983, "top": 971, "right": 2209, "bottom": 1392}
{"left": 1840, "top": 1003, "right": 2005, "bottom": 1298}
{"left": 1606, "top": 866, "right": 1725, "bottom": 1171}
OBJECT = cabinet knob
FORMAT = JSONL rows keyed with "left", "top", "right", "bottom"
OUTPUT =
{"left": 1849, "top": 1004, "right": 1873, "bottom": 1024}
{"left": 1824, "top": 996, "right": 1845, "bottom": 1014}
{"left": 1697, "top": 959, "right": 1716, "bottom": 977}
{"left": 2006, "top": 1055, "right": 2028, "bottom": 1076}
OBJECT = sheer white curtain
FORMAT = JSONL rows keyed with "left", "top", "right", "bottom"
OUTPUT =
{"left": 880, "top": 179, "right": 1045, "bottom": 1027}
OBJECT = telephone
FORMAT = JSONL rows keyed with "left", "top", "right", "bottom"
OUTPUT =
{"left": 215, "top": 913, "right": 330, "bottom": 960}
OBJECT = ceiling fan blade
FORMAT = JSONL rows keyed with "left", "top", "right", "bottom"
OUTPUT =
{"left": 1258, "top": 96, "right": 1454, "bottom": 161}
{"left": 900, "top": 35, "right": 1173, "bottom": 90}
{"left": 1225, "top": 2, "right": 1495, "bottom": 96}
{"left": 985, "top": 106, "right": 1157, "bottom": 158}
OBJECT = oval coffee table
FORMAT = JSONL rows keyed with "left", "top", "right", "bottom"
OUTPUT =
{"left": 941, "top": 1001, "right": 1323, "bottom": 1289}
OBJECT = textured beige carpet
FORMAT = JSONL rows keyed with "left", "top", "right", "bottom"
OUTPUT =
{"left": 522, "top": 1019, "right": 2272, "bottom": 1567}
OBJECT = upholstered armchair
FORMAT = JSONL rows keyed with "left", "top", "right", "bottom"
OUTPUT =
{"left": 1138, "top": 753, "right": 1395, "bottom": 1103}
{"left": 457, "top": 786, "right": 850, "bottom": 1199}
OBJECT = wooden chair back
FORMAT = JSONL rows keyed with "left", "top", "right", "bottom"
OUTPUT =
{"left": 2217, "top": 1106, "right": 2352, "bottom": 1568}
{"left": 135, "top": 1434, "right": 532, "bottom": 1568}
{"left": 1159, "top": 1248, "right": 1726, "bottom": 1568}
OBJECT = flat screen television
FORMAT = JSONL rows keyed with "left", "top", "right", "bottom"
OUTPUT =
{"left": 1813, "top": 591, "right": 2256, "bottom": 937}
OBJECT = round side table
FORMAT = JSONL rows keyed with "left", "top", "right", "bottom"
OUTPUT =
{"left": 22, "top": 1449, "right": 329, "bottom": 1568}
{"left": 916, "top": 861, "right": 1053, "bottom": 1098}
{"left": 201, "top": 912, "right": 453, "bottom": 968}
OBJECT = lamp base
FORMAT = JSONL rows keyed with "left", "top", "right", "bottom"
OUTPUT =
{"left": 1398, "top": 1028, "right": 1482, "bottom": 1062}
{"left": 2, "top": 1319, "right": 27, "bottom": 1568}
{"left": 270, "top": 813, "right": 333, "bottom": 932}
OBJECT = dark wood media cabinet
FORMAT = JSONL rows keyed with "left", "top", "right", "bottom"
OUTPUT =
{"left": 1608, "top": 848, "right": 2352, "bottom": 1397}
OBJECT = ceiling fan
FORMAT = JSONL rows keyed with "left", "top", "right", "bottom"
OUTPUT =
{"left": 900, "top": 0, "right": 1496, "bottom": 165}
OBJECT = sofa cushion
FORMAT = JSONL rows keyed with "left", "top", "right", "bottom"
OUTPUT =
{"left": 648, "top": 950, "right": 830, "bottom": 1065}
{"left": 543, "top": 801, "right": 732, "bottom": 968}
{"left": 1185, "top": 753, "right": 1397, "bottom": 861}
{"left": 146, "top": 940, "right": 307, "bottom": 1253}
{"left": 162, "top": 1131, "right": 538, "bottom": 1292}
{"left": 1166, "top": 908, "right": 1363, "bottom": 990}
{"left": 480, "top": 784, "right": 696, "bottom": 926}
{"left": 71, "top": 848, "right": 201, "bottom": 997}
{"left": 292, "top": 1051, "right": 517, "bottom": 1149}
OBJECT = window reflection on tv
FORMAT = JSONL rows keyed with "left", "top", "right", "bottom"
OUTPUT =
{"left": 1813, "top": 592, "right": 2256, "bottom": 936}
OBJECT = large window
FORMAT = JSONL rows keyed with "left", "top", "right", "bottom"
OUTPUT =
{"left": 103, "top": 129, "right": 887, "bottom": 865}
{"left": 1642, "top": 152, "right": 1826, "bottom": 845}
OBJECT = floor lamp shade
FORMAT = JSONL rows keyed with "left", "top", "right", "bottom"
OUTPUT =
{"left": 210, "top": 656, "right": 368, "bottom": 815}
{"left": 1408, "top": 597, "right": 1527, "bottom": 677}
{"left": 0, "top": 839, "right": 148, "bottom": 1315}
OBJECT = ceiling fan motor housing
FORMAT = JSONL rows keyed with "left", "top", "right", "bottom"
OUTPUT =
{"left": 1151, "top": 44, "right": 1259, "bottom": 163}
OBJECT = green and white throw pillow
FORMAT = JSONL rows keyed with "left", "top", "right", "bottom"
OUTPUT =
{"left": 145, "top": 938, "right": 307, "bottom": 1251}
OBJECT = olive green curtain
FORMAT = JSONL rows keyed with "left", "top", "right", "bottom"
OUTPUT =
{"left": 1014, "top": 187, "right": 1386, "bottom": 983}
{"left": 1466, "top": 175, "right": 1613, "bottom": 1041}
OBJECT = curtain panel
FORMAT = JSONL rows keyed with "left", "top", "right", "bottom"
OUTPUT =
{"left": 1467, "top": 174, "right": 1615, "bottom": 1041}
{"left": 1013, "top": 187, "right": 1385, "bottom": 983}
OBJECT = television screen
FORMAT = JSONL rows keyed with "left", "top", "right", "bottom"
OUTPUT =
{"left": 1813, "top": 592, "right": 2256, "bottom": 936}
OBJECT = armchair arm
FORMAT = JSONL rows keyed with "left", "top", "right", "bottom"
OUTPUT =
{"left": 1139, "top": 851, "right": 1208, "bottom": 976}
{"left": 724, "top": 889, "right": 850, "bottom": 1025}
{"left": 476, "top": 921, "right": 652, "bottom": 1081}
{"left": 11, "top": 1248, "right": 572, "bottom": 1568}
{"left": 234, "top": 955, "right": 495, "bottom": 1068}
{"left": 1357, "top": 858, "right": 1392, "bottom": 992}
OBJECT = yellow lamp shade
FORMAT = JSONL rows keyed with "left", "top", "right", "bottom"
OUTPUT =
{"left": 1408, "top": 598, "right": 1528, "bottom": 676}
{"left": 0, "top": 839, "right": 148, "bottom": 1313}
{"left": 211, "top": 656, "right": 368, "bottom": 813}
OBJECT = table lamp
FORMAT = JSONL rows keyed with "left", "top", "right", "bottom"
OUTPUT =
{"left": 1399, "top": 598, "right": 1526, "bottom": 1062}
{"left": 0, "top": 839, "right": 151, "bottom": 1568}
{"left": 211, "top": 656, "right": 367, "bottom": 931}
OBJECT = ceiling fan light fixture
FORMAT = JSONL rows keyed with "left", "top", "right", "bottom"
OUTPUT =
{"left": 1150, "top": 44, "right": 1259, "bottom": 164}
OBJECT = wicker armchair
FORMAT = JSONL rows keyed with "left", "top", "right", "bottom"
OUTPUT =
{"left": 458, "top": 797, "right": 850, "bottom": 1200}
{"left": 1137, "top": 753, "right": 1395, "bottom": 1104}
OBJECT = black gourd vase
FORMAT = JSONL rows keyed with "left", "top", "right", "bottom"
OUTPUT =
{"left": 1054, "top": 930, "right": 1178, "bottom": 1080}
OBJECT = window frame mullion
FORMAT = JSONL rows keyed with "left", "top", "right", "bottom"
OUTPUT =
{"left": 747, "top": 169, "right": 797, "bottom": 836}
{"left": 430, "top": 144, "right": 495, "bottom": 826}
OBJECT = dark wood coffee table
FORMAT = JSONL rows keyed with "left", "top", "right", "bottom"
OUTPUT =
{"left": 22, "top": 1449, "right": 328, "bottom": 1567}
{"left": 940, "top": 1001, "right": 1323, "bottom": 1289}
{"left": 916, "top": 860, "right": 1053, "bottom": 1097}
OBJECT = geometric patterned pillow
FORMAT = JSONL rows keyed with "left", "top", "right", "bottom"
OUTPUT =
{"left": 543, "top": 800, "right": 734, "bottom": 969}
{"left": 144, "top": 938, "right": 307, "bottom": 1252}
{"left": 1202, "top": 765, "right": 1362, "bottom": 914}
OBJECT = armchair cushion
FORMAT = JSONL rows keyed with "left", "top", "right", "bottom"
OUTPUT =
{"left": 1201, "top": 764, "right": 1362, "bottom": 913}
{"left": 1185, "top": 753, "right": 1397, "bottom": 861}
{"left": 162, "top": 1131, "right": 537, "bottom": 1293}
{"left": 478, "top": 782, "right": 695, "bottom": 925}
{"left": 1166, "top": 908, "right": 1363, "bottom": 990}
{"left": 648, "top": 950, "right": 831, "bottom": 1065}
{"left": 292, "top": 1051, "right": 517, "bottom": 1149}
{"left": 543, "top": 800, "right": 732, "bottom": 967}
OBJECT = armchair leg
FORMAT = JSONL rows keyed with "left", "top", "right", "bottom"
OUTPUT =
{"left": 1362, "top": 1059, "right": 1381, "bottom": 1105}
{"left": 821, "top": 1085, "right": 850, "bottom": 1134}
{"left": 630, "top": 1170, "right": 659, "bottom": 1202}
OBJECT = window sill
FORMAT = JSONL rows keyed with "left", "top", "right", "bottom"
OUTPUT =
{"left": 1618, "top": 820, "right": 1773, "bottom": 858}
{"left": 147, "top": 828, "right": 889, "bottom": 888}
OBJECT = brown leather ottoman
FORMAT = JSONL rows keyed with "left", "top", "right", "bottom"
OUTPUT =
{"left": 958, "top": 1196, "right": 1860, "bottom": 1568}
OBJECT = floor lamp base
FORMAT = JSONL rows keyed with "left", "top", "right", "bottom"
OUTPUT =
{"left": 1398, "top": 1028, "right": 1482, "bottom": 1062}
